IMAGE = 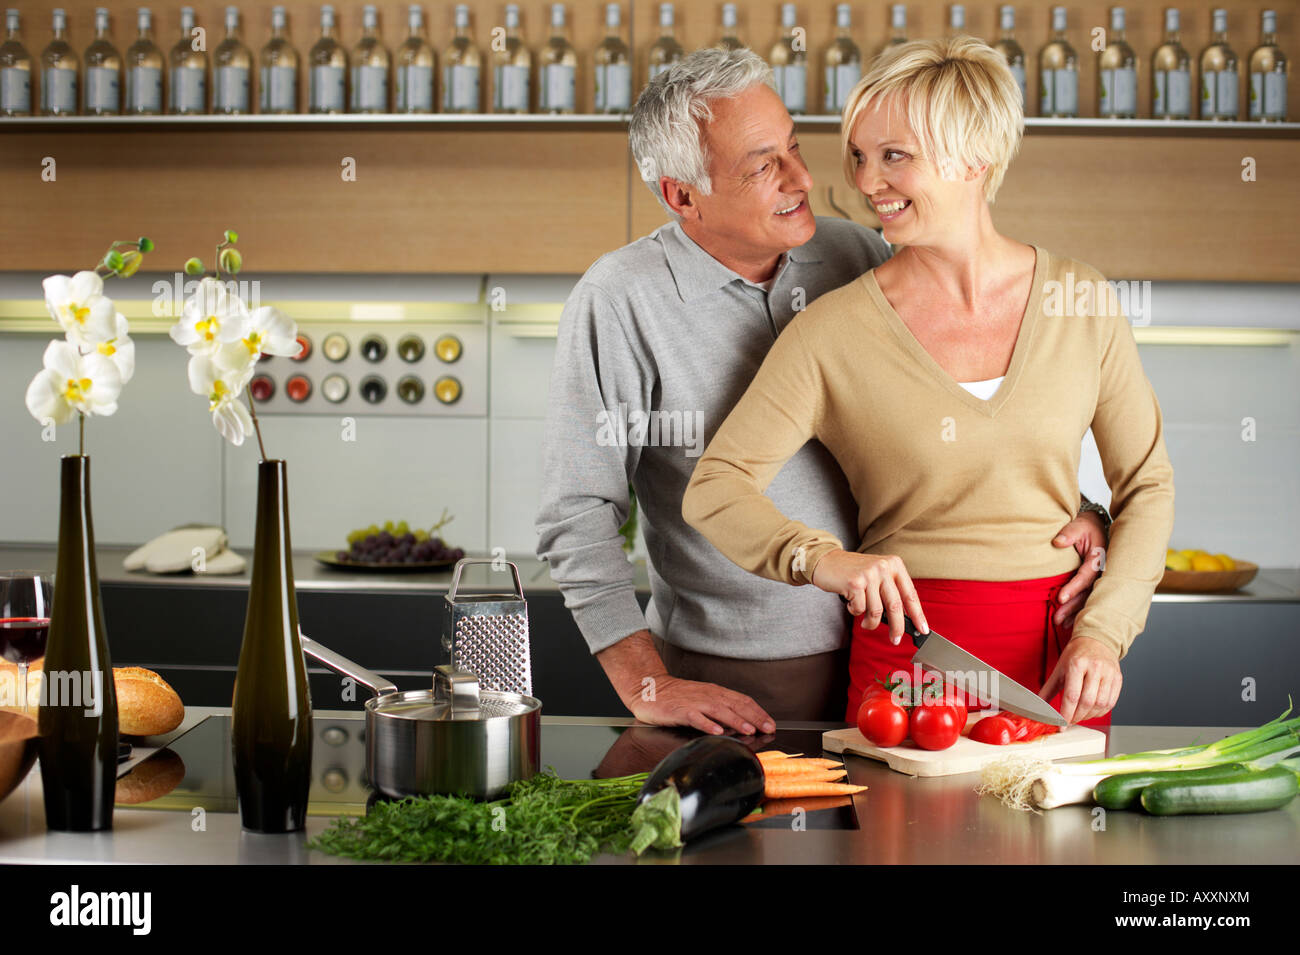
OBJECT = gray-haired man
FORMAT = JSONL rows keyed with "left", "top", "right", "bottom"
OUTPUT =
{"left": 536, "top": 49, "right": 1104, "bottom": 735}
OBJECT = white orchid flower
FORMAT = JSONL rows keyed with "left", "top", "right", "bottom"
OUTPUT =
{"left": 43, "top": 271, "right": 117, "bottom": 347}
{"left": 171, "top": 277, "right": 249, "bottom": 356}
{"left": 25, "top": 340, "right": 123, "bottom": 425}
{"left": 80, "top": 311, "right": 135, "bottom": 385}
{"left": 227, "top": 305, "right": 302, "bottom": 361}
{"left": 188, "top": 353, "right": 256, "bottom": 446}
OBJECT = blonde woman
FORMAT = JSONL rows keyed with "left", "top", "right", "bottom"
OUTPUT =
{"left": 682, "top": 37, "right": 1174, "bottom": 727}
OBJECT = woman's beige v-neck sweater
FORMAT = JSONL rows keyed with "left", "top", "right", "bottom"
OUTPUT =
{"left": 682, "top": 246, "right": 1175, "bottom": 659}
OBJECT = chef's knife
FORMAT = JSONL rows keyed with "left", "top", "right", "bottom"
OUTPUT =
{"left": 903, "top": 616, "right": 1066, "bottom": 727}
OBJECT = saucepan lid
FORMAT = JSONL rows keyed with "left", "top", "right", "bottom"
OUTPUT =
{"left": 368, "top": 665, "right": 541, "bottom": 722}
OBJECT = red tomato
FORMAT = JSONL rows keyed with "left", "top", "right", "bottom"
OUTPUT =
{"left": 968, "top": 714, "right": 1017, "bottom": 746}
{"left": 857, "top": 695, "right": 909, "bottom": 748}
{"left": 940, "top": 687, "right": 968, "bottom": 728}
{"left": 908, "top": 703, "right": 962, "bottom": 751}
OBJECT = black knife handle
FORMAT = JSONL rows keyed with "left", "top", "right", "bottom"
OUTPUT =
{"left": 904, "top": 615, "right": 928, "bottom": 648}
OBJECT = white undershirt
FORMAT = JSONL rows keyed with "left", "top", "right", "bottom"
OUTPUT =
{"left": 957, "top": 376, "right": 1004, "bottom": 401}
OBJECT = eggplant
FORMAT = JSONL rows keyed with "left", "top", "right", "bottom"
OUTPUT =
{"left": 629, "top": 736, "right": 765, "bottom": 855}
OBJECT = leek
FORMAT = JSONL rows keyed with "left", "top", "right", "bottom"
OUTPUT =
{"left": 978, "top": 701, "right": 1299, "bottom": 811}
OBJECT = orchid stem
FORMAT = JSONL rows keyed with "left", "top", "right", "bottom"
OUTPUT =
{"left": 245, "top": 392, "right": 269, "bottom": 462}
{"left": 78, "top": 412, "right": 84, "bottom": 456}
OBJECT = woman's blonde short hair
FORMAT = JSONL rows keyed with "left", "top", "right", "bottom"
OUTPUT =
{"left": 841, "top": 36, "right": 1024, "bottom": 203}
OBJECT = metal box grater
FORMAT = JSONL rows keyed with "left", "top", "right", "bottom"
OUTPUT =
{"left": 442, "top": 558, "right": 533, "bottom": 697}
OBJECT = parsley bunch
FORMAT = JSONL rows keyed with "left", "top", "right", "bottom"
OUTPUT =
{"left": 309, "top": 769, "right": 651, "bottom": 865}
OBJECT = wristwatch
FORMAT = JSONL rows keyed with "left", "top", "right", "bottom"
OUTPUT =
{"left": 1078, "top": 495, "right": 1112, "bottom": 532}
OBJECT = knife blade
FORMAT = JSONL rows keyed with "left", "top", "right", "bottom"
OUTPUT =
{"left": 903, "top": 616, "right": 1066, "bottom": 727}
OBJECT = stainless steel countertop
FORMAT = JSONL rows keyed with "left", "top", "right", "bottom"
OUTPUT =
{"left": 0, "top": 544, "right": 1294, "bottom": 602}
{"left": 1, "top": 707, "right": 1296, "bottom": 865}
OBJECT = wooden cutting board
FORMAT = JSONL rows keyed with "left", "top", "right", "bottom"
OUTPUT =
{"left": 824, "top": 714, "right": 1107, "bottom": 777}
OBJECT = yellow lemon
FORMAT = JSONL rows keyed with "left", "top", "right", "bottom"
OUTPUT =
{"left": 1191, "top": 554, "right": 1225, "bottom": 572}
{"left": 1214, "top": 554, "right": 1236, "bottom": 570}
{"left": 1178, "top": 549, "right": 1197, "bottom": 559}
{"left": 1165, "top": 552, "right": 1192, "bottom": 571}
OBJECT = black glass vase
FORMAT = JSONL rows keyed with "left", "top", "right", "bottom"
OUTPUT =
{"left": 231, "top": 459, "right": 313, "bottom": 833}
{"left": 38, "top": 454, "right": 118, "bottom": 832}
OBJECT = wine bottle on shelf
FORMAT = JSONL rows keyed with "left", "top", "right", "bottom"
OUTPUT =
{"left": 887, "top": 4, "right": 907, "bottom": 47}
{"left": 214, "top": 6, "right": 251, "bottom": 114}
{"left": 443, "top": 3, "right": 481, "bottom": 113}
{"left": 396, "top": 4, "right": 434, "bottom": 114}
{"left": 260, "top": 5, "right": 299, "bottom": 114}
{"left": 40, "top": 8, "right": 77, "bottom": 116}
{"left": 946, "top": 4, "right": 966, "bottom": 40}
{"left": 492, "top": 3, "right": 530, "bottom": 113}
{"left": 1038, "top": 5, "right": 1077, "bottom": 118}
{"left": 352, "top": 4, "right": 389, "bottom": 113}
{"left": 993, "top": 5, "right": 1026, "bottom": 108}
{"left": 823, "top": 3, "right": 860, "bottom": 115}
{"left": 309, "top": 4, "right": 346, "bottom": 114}
{"left": 1248, "top": 10, "right": 1288, "bottom": 122}
{"left": 1152, "top": 8, "right": 1191, "bottom": 120}
{"left": 125, "top": 8, "right": 162, "bottom": 116}
{"left": 169, "top": 7, "right": 207, "bottom": 114}
{"left": 594, "top": 3, "right": 631, "bottom": 114}
{"left": 1198, "top": 9, "right": 1238, "bottom": 121}
{"left": 83, "top": 7, "right": 121, "bottom": 116}
{"left": 770, "top": 3, "right": 807, "bottom": 116}
{"left": 1, "top": 9, "right": 33, "bottom": 116}
{"left": 1098, "top": 6, "right": 1137, "bottom": 119}
{"left": 539, "top": 3, "right": 575, "bottom": 115}
{"left": 647, "top": 3, "right": 683, "bottom": 82}
{"left": 718, "top": 3, "right": 743, "bottom": 51}
{"left": 38, "top": 456, "right": 119, "bottom": 833}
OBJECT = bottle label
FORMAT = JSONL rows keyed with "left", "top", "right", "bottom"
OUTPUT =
{"left": 312, "top": 64, "right": 345, "bottom": 111}
{"left": 494, "top": 63, "right": 529, "bottom": 111}
{"left": 824, "top": 63, "right": 860, "bottom": 113}
{"left": 445, "top": 63, "right": 480, "bottom": 111}
{"left": 1010, "top": 64, "right": 1026, "bottom": 107}
{"left": 215, "top": 66, "right": 249, "bottom": 111}
{"left": 261, "top": 65, "right": 296, "bottom": 111}
{"left": 1263, "top": 71, "right": 1287, "bottom": 119}
{"left": 542, "top": 63, "right": 574, "bottom": 111}
{"left": 1202, "top": 70, "right": 1239, "bottom": 119}
{"left": 773, "top": 64, "right": 807, "bottom": 113}
{"left": 595, "top": 62, "right": 631, "bottom": 111}
{"left": 1041, "top": 68, "right": 1077, "bottom": 116}
{"left": 2, "top": 67, "right": 31, "bottom": 112}
{"left": 397, "top": 64, "right": 433, "bottom": 111}
{"left": 1099, "top": 66, "right": 1136, "bottom": 115}
{"left": 1155, "top": 68, "right": 1191, "bottom": 117}
{"left": 42, "top": 67, "right": 77, "bottom": 111}
{"left": 85, "top": 66, "right": 119, "bottom": 112}
{"left": 352, "top": 64, "right": 387, "bottom": 110}
{"left": 128, "top": 67, "right": 163, "bottom": 113}
{"left": 169, "top": 66, "right": 203, "bottom": 112}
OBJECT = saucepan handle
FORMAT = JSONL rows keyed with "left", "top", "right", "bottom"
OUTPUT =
{"left": 299, "top": 630, "right": 400, "bottom": 697}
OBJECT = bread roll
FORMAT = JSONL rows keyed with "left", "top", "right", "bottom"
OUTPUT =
{"left": 0, "top": 661, "right": 185, "bottom": 737}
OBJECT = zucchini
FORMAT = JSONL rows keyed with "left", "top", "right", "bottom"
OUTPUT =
{"left": 1140, "top": 765, "right": 1300, "bottom": 816}
{"left": 1093, "top": 763, "right": 1254, "bottom": 810}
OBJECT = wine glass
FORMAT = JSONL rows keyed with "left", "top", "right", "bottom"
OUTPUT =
{"left": 0, "top": 571, "right": 54, "bottom": 714}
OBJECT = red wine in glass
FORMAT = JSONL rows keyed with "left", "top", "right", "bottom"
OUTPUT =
{"left": 0, "top": 571, "right": 54, "bottom": 712}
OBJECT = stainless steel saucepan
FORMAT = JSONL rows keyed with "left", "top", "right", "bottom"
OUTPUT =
{"left": 298, "top": 634, "right": 541, "bottom": 800}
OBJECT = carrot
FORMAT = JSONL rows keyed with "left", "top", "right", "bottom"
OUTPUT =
{"left": 763, "top": 780, "right": 868, "bottom": 799}
{"left": 760, "top": 762, "right": 847, "bottom": 779}
{"left": 756, "top": 751, "right": 800, "bottom": 761}
{"left": 742, "top": 795, "right": 853, "bottom": 821}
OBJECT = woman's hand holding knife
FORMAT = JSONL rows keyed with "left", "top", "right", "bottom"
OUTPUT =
{"left": 811, "top": 550, "right": 930, "bottom": 645}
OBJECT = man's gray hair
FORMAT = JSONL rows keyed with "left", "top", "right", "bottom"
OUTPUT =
{"left": 630, "top": 48, "right": 776, "bottom": 218}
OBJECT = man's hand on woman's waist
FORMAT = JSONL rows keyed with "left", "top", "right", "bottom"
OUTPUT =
{"left": 1051, "top": 508, "right": 1109, "bottom": 628}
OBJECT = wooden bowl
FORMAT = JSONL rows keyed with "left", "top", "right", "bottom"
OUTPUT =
{"left": 1158, "top": 560, "right": 1259, "bottom": 594}
{"left": 0, "top": 711, "right": 39, "bottom": 804}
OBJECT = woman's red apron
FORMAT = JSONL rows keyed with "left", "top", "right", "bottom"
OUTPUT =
{"left": 846, "top": 571, "right": 1113, "bottom": 729}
